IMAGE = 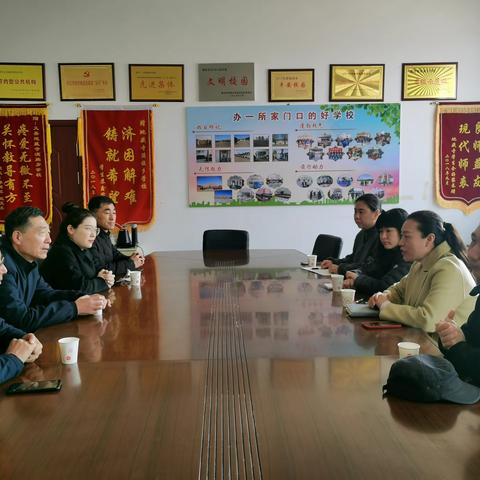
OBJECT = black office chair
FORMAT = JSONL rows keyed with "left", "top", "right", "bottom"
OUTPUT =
{"left": 202, "top": 229, "right": 249, "bottom": 251}
{"left": 312, "top": 234, "right": 342, "bottom": 261}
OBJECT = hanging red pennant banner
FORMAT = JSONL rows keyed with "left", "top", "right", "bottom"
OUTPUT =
{"left": 436, "top": 102, "right": 480, "bottom": 214}
{"left": 0, "top": 104, "right": 52, "bottom": 229}
{"left": 80, "top": 108, "right": 155, "bottom": 226}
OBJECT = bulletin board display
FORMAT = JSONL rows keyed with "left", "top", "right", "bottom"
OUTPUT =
{"left": 187, "top": 104, "right": 400, "bottom": 207}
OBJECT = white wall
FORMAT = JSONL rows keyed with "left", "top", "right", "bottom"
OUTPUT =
{"left": 1, "top": 0, "right": 479, "bottom": 254}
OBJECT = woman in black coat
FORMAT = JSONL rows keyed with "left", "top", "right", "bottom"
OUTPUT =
{"left": 343, "top": 208, "right": 411, "bottom": 296}
{"left": 40, "top": 204, "right": 114, "bottom": 294}
{"left": 321, "top": 193, "right": 381, "bottom": 275}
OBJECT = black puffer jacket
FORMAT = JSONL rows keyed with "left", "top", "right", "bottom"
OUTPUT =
{"left": 353, "top": 246, "right": 411, "bottom": 296}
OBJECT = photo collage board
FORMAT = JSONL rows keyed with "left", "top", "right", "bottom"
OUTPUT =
{"left": 187, "top": 104, "right": 400, "bottom": 207}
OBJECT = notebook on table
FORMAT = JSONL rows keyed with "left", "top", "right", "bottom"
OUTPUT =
{"left": 345, "top": 303, "right": 379, "bottom": 318}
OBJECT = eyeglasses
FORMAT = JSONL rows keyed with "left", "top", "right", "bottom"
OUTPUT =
{"left": 81, "top": 226, "right": 101, "bottom": 236}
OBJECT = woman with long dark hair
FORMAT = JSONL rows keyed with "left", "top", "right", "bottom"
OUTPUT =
{"left": 343, "top": 208, "right": 411, "bottom": 296}
{"left": 321, "top": 193, "right": 381, "bottom": 274}
{"left": 40, "top": 203, "right": 114, "bottom": 293}
{"left": 368, "top": 210, "right": 476, "bottom": 332}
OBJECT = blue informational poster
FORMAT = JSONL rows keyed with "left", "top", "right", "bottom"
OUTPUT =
{"left": 187, "top": 104, "right": 400, "bottom": 207}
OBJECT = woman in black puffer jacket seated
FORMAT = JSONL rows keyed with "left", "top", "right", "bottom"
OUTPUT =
{"left": 40, "top": 203, "right": 114, "bottom": 294}
{"left": 343, "top": 208, "right": 411, "bottom": 296}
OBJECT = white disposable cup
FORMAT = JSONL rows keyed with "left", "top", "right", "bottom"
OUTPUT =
{"left": 58, "top": 337, "right": 80, "bottom": 365}
{"left": 331, "top": 274, "right": 344, "bottom": 292}
{"left": 307, "top": 255, "right": 317, "bottom": 268}
{"left": 94, "top": 308, "right": 103, "bottom": 317}
{"left": 398, "top": 341, "right": 420, "bottom": 359}
{"left": 129, "top": 270, "right": 142, "bottom": 286}
{"left": 340, "top": 288, "right": 356, "bottom": 306}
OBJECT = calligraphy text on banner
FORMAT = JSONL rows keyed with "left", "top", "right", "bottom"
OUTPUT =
{"left": 80, "top": 109, "right": 155, "bottom": 226}
{"left": 0, "top": 105, "right": 52, "bottom": 228}
{"left": 435, "top": 103, "right": 480, "bottom": 214}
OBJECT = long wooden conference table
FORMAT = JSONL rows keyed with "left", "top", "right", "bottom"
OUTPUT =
{"left": 1, "top": 250, "right": 480, "bottom": 479}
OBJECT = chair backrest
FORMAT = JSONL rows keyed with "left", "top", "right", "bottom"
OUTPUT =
{"left": 312, "top": 234, "right": 342, "bottom": 260}
{"left": 203, "top": 229, "right": 249, "bottom": 251}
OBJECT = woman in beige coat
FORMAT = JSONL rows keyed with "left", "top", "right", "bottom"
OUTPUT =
{"left": 368, "top": 210, "right": 476, "bottom": 332}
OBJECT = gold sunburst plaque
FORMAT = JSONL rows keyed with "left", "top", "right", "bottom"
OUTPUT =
{"left": 330, "top": 64, "right": 384, "bottom": 102}
{"left": 402, "top": 63, "right": 457, "bottom": 100}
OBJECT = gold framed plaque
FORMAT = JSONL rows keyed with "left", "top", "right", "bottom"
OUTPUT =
{"left": 58, "top": 63, "right": 115, "bottom": 101}
{"left": 402, "top": 62, "right": 457, "bottom": 101}
{"left": 129, "top": 64, "right": 184, "bottom": 102}
{"left": 329, "top": 64, "right": 384, "bottom": 102}
{"left": 268, "top": 69, "right": 314, "bottom": 102}
{"left": 0, "top": 63, "right": 45, "bottom": 101}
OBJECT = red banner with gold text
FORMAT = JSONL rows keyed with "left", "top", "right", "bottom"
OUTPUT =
{"left": 436, "top": 103, "right": 480, "bottom": 214}
{"left": 79, "top": 109, "right": 154, "bottom": 226}
{"left": 0, "top": 104, "right": 52, "bottom": 229}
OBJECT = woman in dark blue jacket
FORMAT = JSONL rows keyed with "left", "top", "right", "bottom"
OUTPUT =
{"left": 40, "top": 204, "right": 114, "bottom": 294}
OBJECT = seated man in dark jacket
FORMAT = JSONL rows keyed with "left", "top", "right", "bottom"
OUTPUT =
{"left": 88, "top": 196, "right": 144, "bottom": 279}
{"left": 0, "top": 323, "right": 40, "bottom": 384}
{"left": 437, "top": 286, "right": 480, "bottom": 387}
{"left": 0, "top": 252, "right": 42, "bottom": 383}
{"left": 0, "top": 207, "right": 107, "bottom": 331}
{"left": 467, "top": 224, "right": 480, "bottom": 282}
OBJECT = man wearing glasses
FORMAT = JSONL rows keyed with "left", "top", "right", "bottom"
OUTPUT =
{"left": 0, "top": 207, "right": 107, "bottom": 331}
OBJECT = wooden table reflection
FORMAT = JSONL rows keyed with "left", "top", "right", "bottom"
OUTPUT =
{"left": 1, "top": 250, "right": 479, "bottom": 479}
{"left": 35, "top": 250, "right": 439, "bottom": 363}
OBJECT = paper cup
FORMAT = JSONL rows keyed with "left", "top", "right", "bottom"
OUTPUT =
{"left": 58, "top": 337, "right": 80, "bottom": 365}
{"left": 331, "top": 274, "right": 344, "bottom": 292}
{"left": 129, "top": 270, "right": 142, "bottom": 286}
{"left": 398, "top": 341, "right": 420, "bottom": 359}
{"left": 94, "top": 308, "right": 103, "bottom": 317}
{"left": 340, "top": 288, "right": 356, "bottom": 306}
{"left": 307, "top": 255, "right": 317, "bottom": 268}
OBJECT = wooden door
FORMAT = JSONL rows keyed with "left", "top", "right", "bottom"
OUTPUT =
{"left": 49, "top": 120, "right": 83, "bottom": 239}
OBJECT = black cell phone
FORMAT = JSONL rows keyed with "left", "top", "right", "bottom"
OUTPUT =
{"left": 300, "top": 262, "right": 309, "bottom": 266}
{"left": 6, "top": 379, "right": 62, "bottom": 395}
